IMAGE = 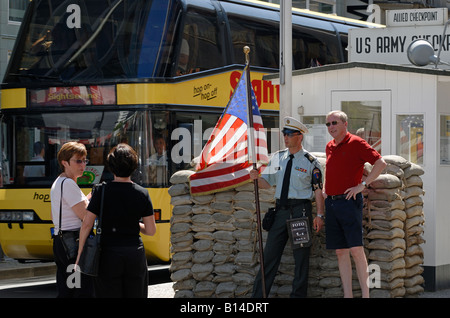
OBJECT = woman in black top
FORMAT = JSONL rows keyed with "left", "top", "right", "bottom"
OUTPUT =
{"left": 76, "top": 143, "right": 156, "bottom": 298}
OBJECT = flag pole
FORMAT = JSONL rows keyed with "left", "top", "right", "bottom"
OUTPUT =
{"left": 243, "top": 46, "right": 266, "bottom": 298}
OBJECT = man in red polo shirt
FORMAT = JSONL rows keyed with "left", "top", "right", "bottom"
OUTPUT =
{"left": 324, "top": 110, "right": 386, "bottom": 298}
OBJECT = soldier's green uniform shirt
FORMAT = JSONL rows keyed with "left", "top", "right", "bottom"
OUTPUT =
{"left": 261, "top": 148, "right": 322, "bottom": 200}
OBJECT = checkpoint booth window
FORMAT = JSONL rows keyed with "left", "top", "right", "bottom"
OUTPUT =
{"left": 341, "top": 101, "right": 382, "bottom": 154}
{"left": 439, "top": 115, "right": 450, "bottom": 165}
{"left": 302, "top": 101, "right": 382, "bottom": 155}
{"left": 396, "top": 115, "right": 424, "bottom": 165}
{"left": 331, "top": 90, "right": 391, "bottom": 156}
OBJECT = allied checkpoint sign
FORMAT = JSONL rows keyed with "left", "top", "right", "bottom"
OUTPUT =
{"left": 349, "top": 8, "right": 450, "bottom": 69}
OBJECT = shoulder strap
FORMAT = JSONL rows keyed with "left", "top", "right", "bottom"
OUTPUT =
{"left": 96, "top": 182, "right": 106, "bottom": 240}
{"left": 304, "top": 151, "right": 316, "bottom": 164}
{"left": 58, "top": 178, "right": 67, "bottom": 235}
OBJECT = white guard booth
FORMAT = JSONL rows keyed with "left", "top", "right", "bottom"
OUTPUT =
{"left": 265, "top": 61, "right": 450, "bottom": 291}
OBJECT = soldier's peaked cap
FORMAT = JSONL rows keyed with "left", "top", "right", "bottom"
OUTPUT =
{"left": 283, "top": 116, "right": 308, "bottom": 134}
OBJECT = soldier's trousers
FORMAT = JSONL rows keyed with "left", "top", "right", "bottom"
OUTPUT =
{"left": 252, "top": 200, "right": 312, "bottom": 298}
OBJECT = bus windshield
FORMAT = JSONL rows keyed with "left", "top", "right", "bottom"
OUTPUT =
{"left": 0, "top": 110, "right": 177, "bottom": 188}
{"left": 4, "top": 0, "right": 180, "bottom": 82}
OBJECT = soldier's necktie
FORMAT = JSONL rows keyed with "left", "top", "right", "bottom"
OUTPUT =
{"left": 280, "top": 154, "right": 294, "bottom": 206}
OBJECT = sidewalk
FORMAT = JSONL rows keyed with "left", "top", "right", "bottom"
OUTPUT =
{"left": 0, "top": 257, "right": 56, "bottom": 280}
{"left": 0, "top": 256, "right": 448, "bottom": 298}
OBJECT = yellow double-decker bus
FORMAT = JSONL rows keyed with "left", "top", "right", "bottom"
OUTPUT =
{"left": 0, "top": 0, "right": 379, "bottom": 263}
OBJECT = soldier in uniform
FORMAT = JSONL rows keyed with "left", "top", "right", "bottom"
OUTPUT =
{"left": 250, "top": 116, "right": 325, "bottom": 298}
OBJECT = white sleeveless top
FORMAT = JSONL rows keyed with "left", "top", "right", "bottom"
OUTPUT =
{"left": 50, "top": 176, "right": 87, "bottom": 231}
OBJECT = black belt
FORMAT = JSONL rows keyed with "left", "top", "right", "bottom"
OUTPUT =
{"left": 59, "top": 229, "right": 80, "bottom": 234}
{"left": 53, "top": 229, "right": 80, "bottom": 239}
{"left": 276, "top": 199, "right": 309, "bottom": 210}
{"left": 328, "top": 194, "right": 347, "bottom": 200}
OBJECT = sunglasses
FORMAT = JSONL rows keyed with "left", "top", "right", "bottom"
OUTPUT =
{"left": 71, "top": 159, "right": 89, "bottom": 165}
{"left": 325, "top": 121, "right": 339, "bottom": 127}
{"left": 282, "top": 131, "right": 302, "bottom": 137}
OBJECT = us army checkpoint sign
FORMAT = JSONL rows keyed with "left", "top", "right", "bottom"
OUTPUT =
{"left": 348, "top": 25, "right": 450, "bottom": 69}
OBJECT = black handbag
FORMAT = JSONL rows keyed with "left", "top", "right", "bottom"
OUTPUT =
{"left": 58, "top": 178, "right": 79, "bottom": 260}
{"left": 262, "top": 207, "right": 277, "bottom": 231}
{"left": 78, "top": 183, "right": 105, "bottom": 276}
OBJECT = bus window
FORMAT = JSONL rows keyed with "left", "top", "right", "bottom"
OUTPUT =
{"left": 171, "top": 112, "right": 220, "bottom": 170}
{"left": 90, "top": 110, "right": 172, "bottom": 188}
{"left": 292, "top": 22, "right": 342, "bottom": 68}
{"left": 338, "top": 31, "right": 349, "bottom": 61}
{"left": 23, "top": 141, "right": 46, "bottom": 181}
{"left": 226, "top": 6, "right": 343, "bottom": 70}
{"left": 4, "top": 0, "right": 180, "bottom": 82}
{"left": 0, "top": 119, "right": 11, "bottom": 187}
{"left": 11, "top": 116, "right": 57, "bottom": 186}
{"left": 0, "top": 110, "right": 177, "bottom": 188}
{"left": 143, "top": 111, "right": 170, "bottom": 187}
{"left": 228, "top": 15, "right": 279, "bottom": 68}
{"left": 138, "top": 0, "right": 182, "bottom": 78}
{"left": 147, "top": 134, "right": 168, "bottom": 186}
{"left": 175, "top": 8, "right": 225, "bottom": 76}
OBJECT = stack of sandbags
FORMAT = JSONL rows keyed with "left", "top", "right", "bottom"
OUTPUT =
{"left": 190, "top": 192, "right": 217, "bottom": 298}
{"left": 364, "top": 170, "right": 407, "bottom": 298}
{"left": 238, "top": 183, "right": 280, "bottom": 294}
{"left": 168, "top": 170, "right": 195, "bottom": 298}
{"left": 403, "top": 162, "right": 426, "bottom": 296}
{"left": 232, "top": 184, "right": 262, "bottom": 297}
{"left": 168, "top": 170, "right": 274, "bottom": 298}
{"left": 364, "top": 155, "right": 425, "bottom": 298}
{"left": 210, "top": 190, "right": 237, "bottom": 298}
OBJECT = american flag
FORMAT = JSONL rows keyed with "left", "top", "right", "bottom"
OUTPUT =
{"left": 189, "top": 66, "right": 269, "bottom": 196}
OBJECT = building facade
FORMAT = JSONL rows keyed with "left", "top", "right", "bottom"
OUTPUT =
{"left": 0, "top": 0, "right": 27, "bottom": 82}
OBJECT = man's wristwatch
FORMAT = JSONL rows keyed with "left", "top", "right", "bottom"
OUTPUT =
{"left": 317, "top": 214, "right": 325, "bottom": 220}
{"left": 362, "top": 181, "right": 368, "bottom": 188}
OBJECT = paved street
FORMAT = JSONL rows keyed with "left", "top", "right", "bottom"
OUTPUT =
{"left": 1, "top": 257, "right": 449, "bottom": 298}
{"left": 0, "top": 257, "right": 174, "bottom": 298}
{"left": 0, "top": 274, "right": 175, "bottom": 298}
